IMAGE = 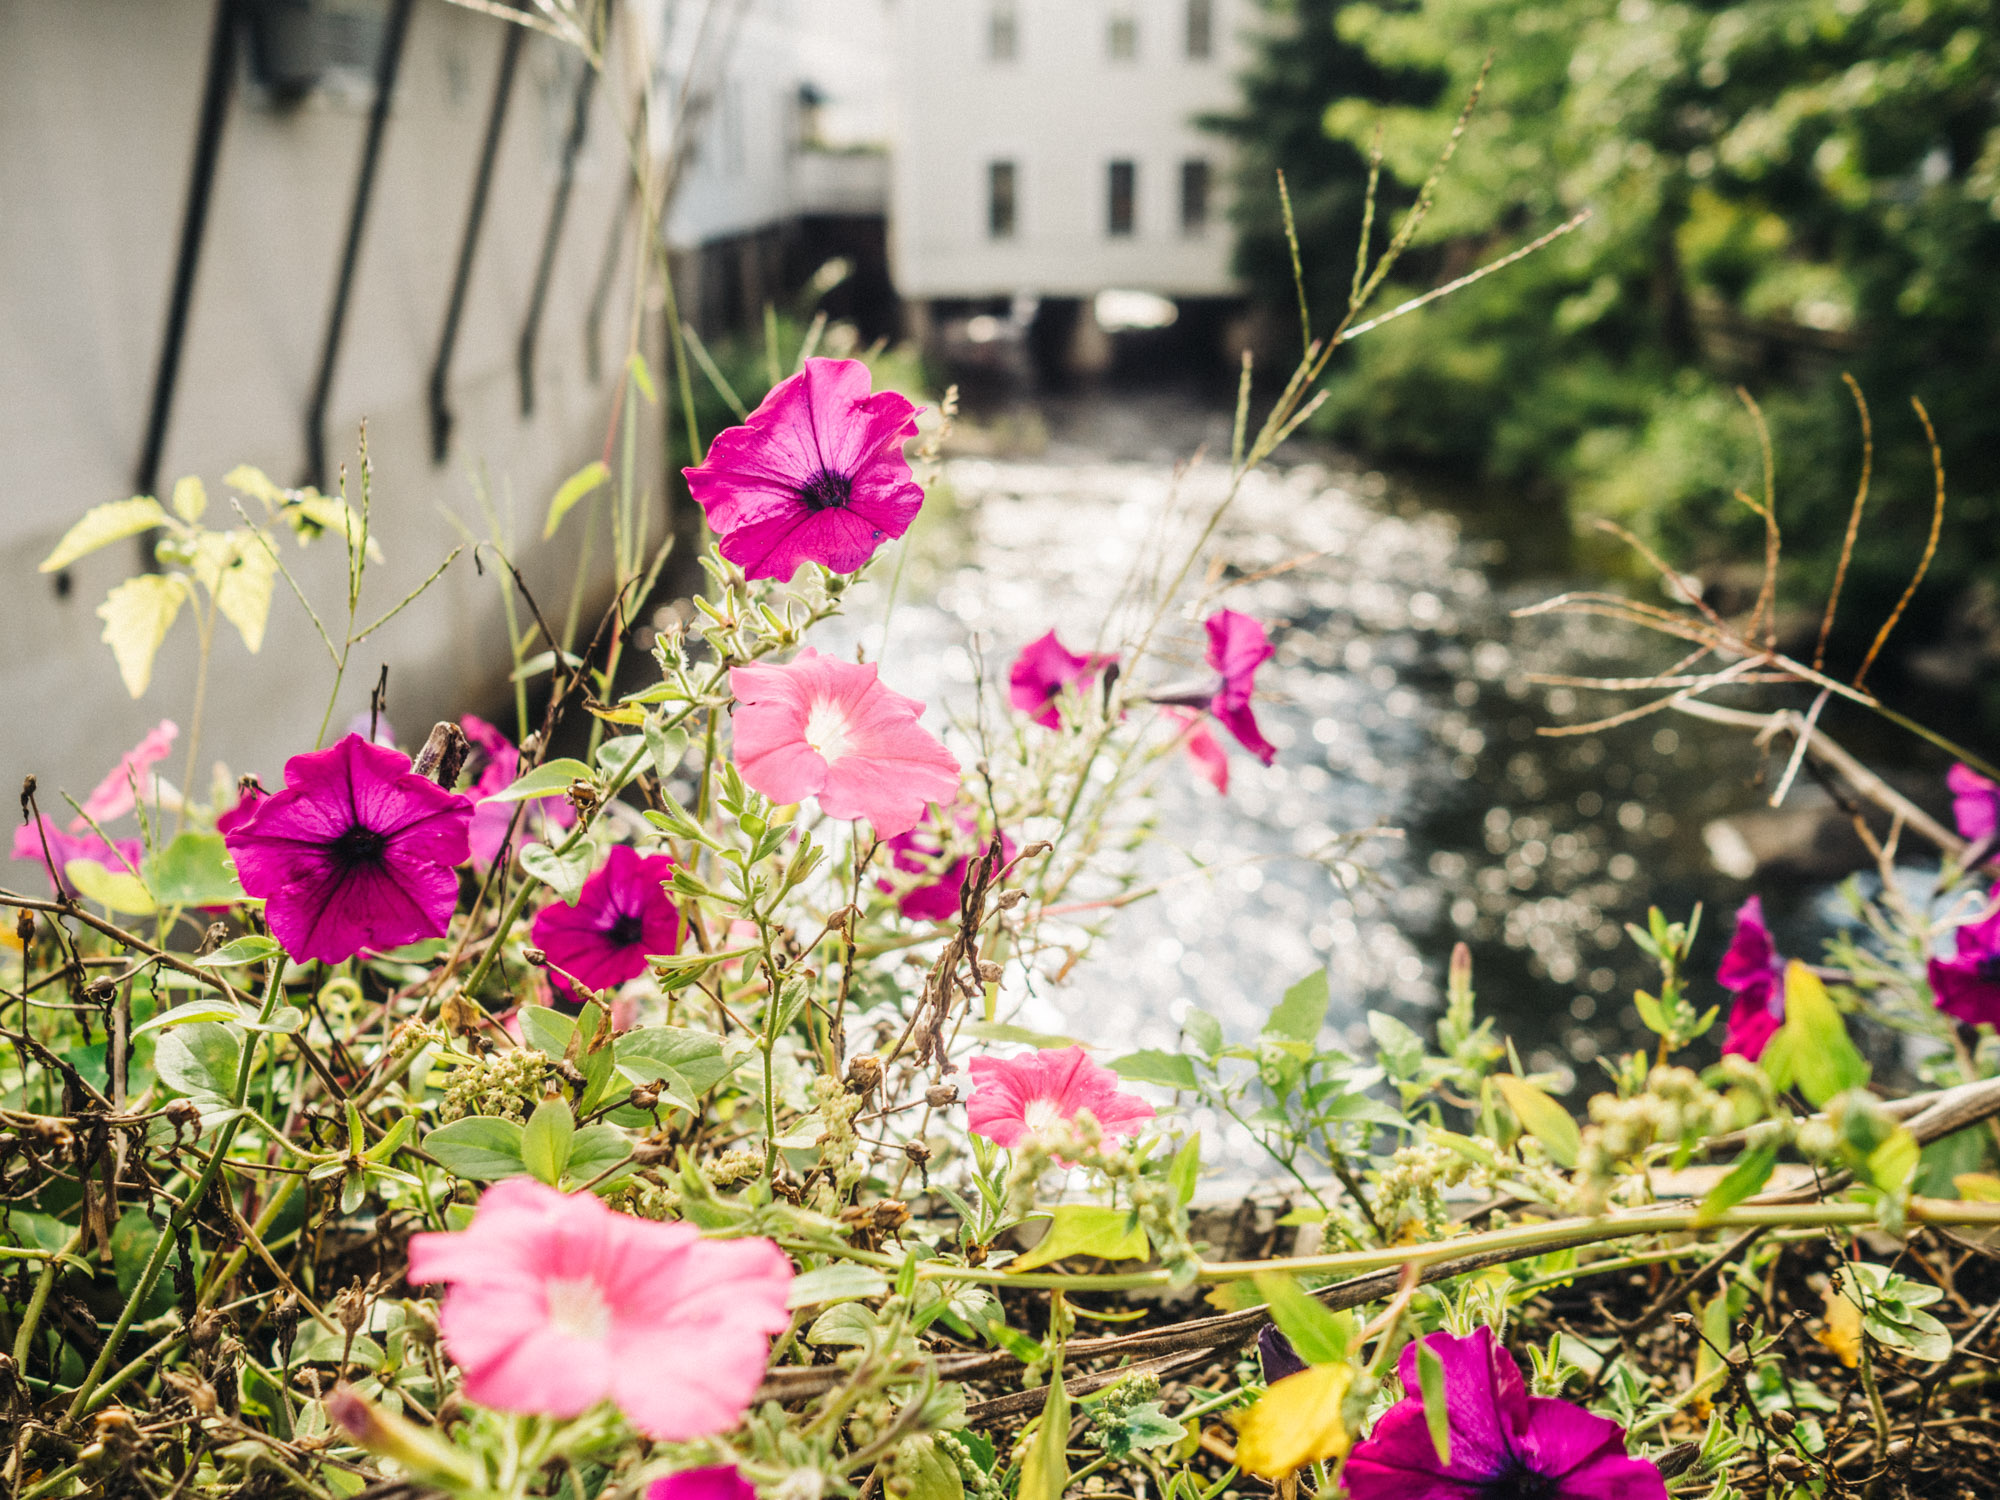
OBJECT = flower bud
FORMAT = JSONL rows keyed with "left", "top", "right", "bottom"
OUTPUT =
{"left": 521, "top": 946, "right": 547, "bottom": 968}
{"left": 327, "top": 1385, "right": 479, "bottom": 1485}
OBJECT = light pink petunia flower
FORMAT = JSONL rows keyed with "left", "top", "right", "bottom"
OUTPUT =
{"left": 1009, "top": 631, "right": 1116, "bottom": 729}
{"left": 76, "top": 719, "right": 178, "bottom": 827}
{"left": 407, "top": 1177, "right": 793, "bottom": 1440}
{"left": 684, "top": 357, "right": 924, "bottom": 582}
{"left": 1949, "top": 764, "right": 2000, "bottom": 844}
{"left": 11, "top": 817, "right": 145, "bottom": 898}
{"left": 966, "top": 1046, "right": 1155, "bottom": 1161}
{"left": 729, "top": 649, "right": 960, "bottom": 838}
{"left": 1165, "top": 708, "right": 1232, "bottom": 795}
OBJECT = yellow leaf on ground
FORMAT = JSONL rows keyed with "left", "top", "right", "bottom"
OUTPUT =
{"left": 1234, "top": 1363, "right": 1352, "bottom": 1478}
{"left": 1816, "top": 1280, "right": 1863, "bottom": 1368}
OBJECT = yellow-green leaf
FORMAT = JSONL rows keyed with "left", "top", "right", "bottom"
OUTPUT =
{"left": 193, "top": 530, "right": 277, "bottom": 652}
{"left": 171, "top": 475, "right": 207, "bottom": 524}
{"left": 1011, "top": 1205, "right": 1150, "bottom": 1271}
{"left": 64, "top": 859, "right": 155, "bottom": 916}
{"left": 543, "top": 460, "right": 610, "bottom": 540}
{"left": 1234, "top": 1363, "right": 1352, "bottom": 1477}
{"left": 1415, "top": 1338, "right": 1451, "bottom": 1464}
{"left": 1775, "top": 963, "right": 1868, "bottom": 1108}
{"left": 1251, "top": 1271, "right": 1353, "bottom": 1365}
{"left": 224, "top": 464, "right": 287, "bottom": 504}
{"left": 97, "top": 573, "right": 189, "bottom": 697}
{"left": 1494, "top": 1073, "right": 1581, "bottom": 1169}
{"left": 40, "top": 497, "right": 171, "bottom": 573}
{"left": 1017, "top": 1368, "right": 1069, "bottom": 1500}
{"left": 1954, "top": 1172, "right": 2000, "bottom": 1202}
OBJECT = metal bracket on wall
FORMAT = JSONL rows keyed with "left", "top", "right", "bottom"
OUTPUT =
{"left": 302, "top": 0, "right": 416, "bottom": 490}
{"left": 516, "top": 39, "right": 601, "bottom": 418}
{"left": 135, "top": 0, "right": 243, "bottom": 503}
{"left": 428, "top": 9, "right": 527, "bottom": 463}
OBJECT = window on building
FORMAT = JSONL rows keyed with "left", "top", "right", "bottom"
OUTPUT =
{"left": 988, "top": 5, "right": 1018, "bottom": 61}
{"left": 1107, "top": 160, "right": 1136, "bottom": 236}
{"left": 1185, "top": 0, "right": 1213, "bottom": 59}
{"left": 1180, "top": 158, "right": 1211, "bottom": 232}
{"left": 989, "top": 160, "right": 1018, "bottom": 238}
{"left": 1107, "top": 13, "right": 1138, "bottom": 59}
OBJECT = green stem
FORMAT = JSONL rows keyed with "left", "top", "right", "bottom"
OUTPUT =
{"left": 11, "top": 1225, "right": 84, "bottom": 1369}
{"left": 62, "top": 959, "right": 288, "bottom": 1424}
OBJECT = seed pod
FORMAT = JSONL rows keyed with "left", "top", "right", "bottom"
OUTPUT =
{"left": 975, "top": 961, "right": 1003, "bottom": 984}
{"left": 924, "top": 1083, "right": 958, "bottom": 1109}
{"left": 903, "top": 1141, "right": 932, "bottom": 1167}
{"left": 844, "top": 1054, "right": 883, "bottom": 1096}
{"left": 871, "top": 1199, "right": 910, "bottom": 1232}
{"left": 521, "top": 947, "right": 547, "bottom": 968}
{"left": 628, "top": 1080, "right": 663, "bottom": 1110}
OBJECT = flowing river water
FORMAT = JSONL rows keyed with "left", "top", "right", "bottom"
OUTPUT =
{"left": 812, "top": 389, "right": 1921, "bottom": 1159}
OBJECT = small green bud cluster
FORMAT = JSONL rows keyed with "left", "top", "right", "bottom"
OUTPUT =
{"left": 438, "top": 1047, "right": 551, "bottom": 1124}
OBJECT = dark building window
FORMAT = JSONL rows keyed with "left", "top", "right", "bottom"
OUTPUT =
{"left": 1107, "top": 14, "right": 1138, "bottom": 59}
{"left": 988, "top": 5, "right": 1018, "bottom": 61}
{"left": 1186, "top": 0, "right": 1214, "bottom": 59}
{"left": 989, "top": 160, "right": 1018, "bottom": 238}
{"left": 1180, "top": 158, "right": 1211, "bottom": 231}
{"left": 1107, "top": 160, "right": 1136, "bottom": 237}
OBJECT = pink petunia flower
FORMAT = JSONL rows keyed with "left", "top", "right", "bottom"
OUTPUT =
{"left": 11, "top": 817, "right": 145, "bottom": 898}
{"left": 729, "top": 649, "right": 960, "bottom": 839}
{"left": 1165, "top": 708, "right": 1232, "bottom": 794}
{"left": 648, "top": 1468, "right": 758, "bottom": 1500}
{"left": 1009, "top": 631, "right": 1116, "bottom": 730}
{"left": 222, "top": 733, "right": 473, "bottom": 965}
{"left": 966, "top": 1047, "right": 1155, "bottom": 1160}
{"left": 879, "top": 807, "right": 1017, "bottom": 923}
{"left": 75, "top": 719, "right": 178, "bottom": 827}
{"left": 1929, "top": 888, "right": 2000, "bottom": 1028}
{"left": 406, "top": 1177, "right": 793, "bottom": 1440}
{"left": 1717, "top": 896, "right": 1786, "bottom": 1060}
{"left": 531, "top": 844, "right": 680, "bottom": 998}
{"left": 1203, "top": 609, "right": 1278, "bottom": 765}
{"left": 1949, "top": 764, "right": 2000, "bottom": 845}
{"left": 1344, "top": 1327, "right": 1665, "bottom": 1500}
{"left": 683, "top": 357, "right": 924, "bottom": 583}
{"left": 462, "top": 714, "right": 576, "bottom": 871}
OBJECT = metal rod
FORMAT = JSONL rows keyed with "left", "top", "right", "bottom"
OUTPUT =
{"left": 516, "top": 38, "right": 601, "bottom": 417}
{"left": 428, "top": 9, "right": 526, "bottom": 463}
{"left": 303, "top": 0, "right": 417, "bottom": 489}
{"left": 135, "top": 0, "right": 240, "bottom": 500}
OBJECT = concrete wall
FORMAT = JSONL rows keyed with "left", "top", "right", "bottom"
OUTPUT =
{"left": 0, "top": 0, "right": 646, "bottom": 803}
{"left": 890, "top": 0, "right": 1247, "bottom": 300}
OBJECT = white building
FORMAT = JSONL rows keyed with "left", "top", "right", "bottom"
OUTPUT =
{"left": 889, "top": 0, "right": 1246, "bottom": 304}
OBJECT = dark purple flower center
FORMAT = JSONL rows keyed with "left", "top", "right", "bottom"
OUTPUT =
{"left": 796, "top": 468, "right": 853, "bottom": 513}
{"left": 328, "top": 823, "right": 388, "bottom": 870}
{"left": 1480, "top": 1463, "right": 1559, "bottom": 1500}
{"left": 1979, "top": 953, "right": 2000, "bottom": 981}
{"left": 606, "top": 912, "right": 646, "bottom": 948}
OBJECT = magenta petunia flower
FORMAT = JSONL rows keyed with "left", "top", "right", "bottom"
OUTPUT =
{"left": 531, "top": 844, "right": 680, "bottom": 997}
{"left": 1717, "top": 896, "right": 1786, "bottom": 1060}
{"left": 1204, "top": 609, "right": 1278, "bottom": 765}
{"left": 1344, "top": 1327, "right": 1665, "bottom": 1500}
{"left": 407, "top": 1177, "right": 792, "bottom": 1440}
{"left": 462, "top": 714, "right": 575, "bottom": 871}
{"left": 683, "top": 357, "right": 924, "bottom": 582}
{"left": 966, "top": 1047, "right": 1155, "bottom": 1161}
{"left": 1009, "top": 631, "right": 1116, "bottom": 729}
{"left": 11, "top": 817, "right": 144, "bottom": 897}
{"left": 648, "top": 1468, "right": 758, "bottom": 1500}
{"left": 76, "top": 719, "right": 177, "bottom": 827}
{"left": 729, "top": 649, "right": 960, "bottom": 839}
{"left": 879, "top": 807, "right": 1016, "bottom": 923}
{"left": 222, "top": 733, "right": 473, "bottom": 965}
{"left": 1166, "top": 707, "right": 1233, "bottom": 794}
{"left": 1929, "top": 889, "right": 2000, "bottom": 1028}
{"left": 1950, "top": 764, "right": 2000, "bottom": 845}
{"left": 215, "top": 781, "right": 265, "bottom": 838}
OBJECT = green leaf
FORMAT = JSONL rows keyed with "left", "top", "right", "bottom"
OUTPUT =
{"left": 1183, "top": 1008, "right": 1225, "bottom": 1057}
{"left": 1168, "top": 1133, "right": 1201, "bottom": 1205}
{"left": 1096, "top": 1403, "right": 1187, "bottom": 1459}
{"left": 1368, "top": 1011, "right": 1426, "bottom": 1077}
{"left": 1109, "top": 1049, "right": 1197, "bottom": 1090}
{"left": 521, "top": 1096, "right": 575, "bottom": 1186}
{"left": 147, "top": 831, "right": 245, "bottom": 907}
{"left": 171, "top": 475, "right": 207, "bottom": 524}
{"left": 518, "top": 1005, "right": 575, "bottom": 1057}
{"left": 594, "top": 735, "right": 648, "bottom": 783}
{"left": 487, "top": 758, "right": 594, "bottom": 803}
{"left": 806, "top": 1301, "right": 878, "bottom": 1348}
{"left": 645, "top": 721, "right": 689, "bottom": 783}
{"left": 1494, "top": 1074, "right": 1582, "bottom": 1169}
{"left": 520, "top": 841, "right": 592, "bottom": 904}
{"left": 64, "top": 858, "right": 155, "bottom": 915}
{"left": 543, "top": 460, "right": 610, "bottom": 540}
{"left": 1863, "top": 1127, "right": 1921, "bottom": 1196}
{"left": 131, "top": 997, "right": 244, "bottom": 1036}
{"left": 628, "top": 351, "right": 657, "bottom": 402}
{"left": 97, "top": 572, "right": 189, "bottom": 697}
{"left": 902, "top": 1437, "right": 967, "bottom": 1500}
{"left": 153, "top": 1021, "right": 241, "bottom": 1098}
{"left": 1416, "top": 1338, "right": 1452, "bottom": 1465}
{"left": 41, "top": 497, "right": 172, "bottom": 573}
{"left": 1266, "top": 969, "right": 1330, "bottom": 1044}
{"left": 788, "top": 1262, "right": 892, "bottom": 1308}
{"left": 196, "top": 935, "right": 282, "bottom": 969}
{"left": 565, "top": 1124, "right": 633, "bottom": 1188}
{"left": 1252, "top": 1271, "right": 1354, "bottom": 1366}
{"left": 1775, "top": 963, "right": 1869, "bottom": 1108}
{"left": 1696, "top": 1141, "right": 1778, "bottom": 1225}
{"left": 959, "top": 1020, "right": 1085, "bottom": 1050}
{"left": 1019, "top": 1370, "right": 1071, "bottom": 1500}
{"left": 1011, "top": 1205, "right": 1150, "bottom": 1271}
{"left": 423, "top": 1116, "right": 528, "bottom": 1180}
{"left": 616, "top": 1025, "right": 734, "bottom": 1095}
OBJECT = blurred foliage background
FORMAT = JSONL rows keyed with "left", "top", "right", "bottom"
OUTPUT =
{"left": 1212, "top": 0, "right": 2000, "bottom": 724}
